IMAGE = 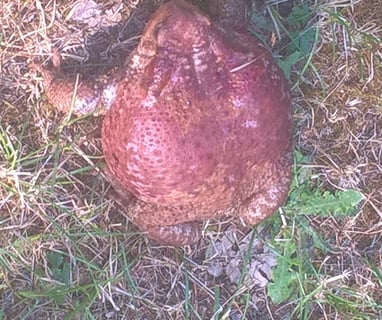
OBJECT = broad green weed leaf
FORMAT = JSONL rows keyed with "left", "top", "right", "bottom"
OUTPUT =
{"left": 298, "top": 217, "right": 332, "bottom": 253}
{"left": 335, "top": 189, "right": 364, "bottom": 209}
{"left": 268, "top": 262, "right": 297, "bottom": 304}
{"left": 286, "top": 27, "right": 316, "bottom": 56}
{"left": 268, "top": 238, "right": 298, "bottom": 304}
{"left": 47, "top": 252, "right": 64, "bottom": 269}
{"left": 299, "top": 189, "right": 363, "bottom": 217}
{"left": 287, "top": 4, "right": 310, "bottom": 27}
{"left": 279, "top": 51, "right": 303, "bottom": 79}
{"left": 299, "top": 28, "right": 317, "bottom": 55}
{"left": 268, "top": 248, "right": 298, "bottom": 304}
{"left": 61, "top": 262, "right": 71, "bottom": 285}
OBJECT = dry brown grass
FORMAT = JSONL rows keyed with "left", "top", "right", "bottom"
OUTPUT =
{"left": 293, "top": 0, "right": 382, "bottom": 317}
{"left": 298, "top": 0, "right": 381, "bottom": 248}
{"left": 0, "top": 0, "right": 381, "bottom": 319}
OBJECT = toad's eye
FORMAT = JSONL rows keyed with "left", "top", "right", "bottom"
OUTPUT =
{"left": 151, "top": 22, "right": 163, "bottom": 40}
{"left": 138, "top": 21, "right": 164, "bottom": 56}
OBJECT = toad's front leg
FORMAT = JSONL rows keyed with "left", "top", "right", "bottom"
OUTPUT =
{"left": 241, "top": 153, "right": 293, "bottom": 226}
{"left": 146, "top": 222, "right": 202, "bottom": 246}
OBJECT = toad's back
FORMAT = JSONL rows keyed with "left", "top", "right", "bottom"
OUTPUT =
{"left": 101, "top": 0, "right": 292, "bottom": 240}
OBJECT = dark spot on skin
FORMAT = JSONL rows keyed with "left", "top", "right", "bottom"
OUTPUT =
{"left": 193, "top": 140, "right": 202, "bottom": 149}
{"left": 112, "top": 153, "right": 119, "bottom": 166}
{"left": 206, "top": 153, "right": 213, "bottom": 160}
{"left": 153, "top": 149, "right": 161, "bottom": 157}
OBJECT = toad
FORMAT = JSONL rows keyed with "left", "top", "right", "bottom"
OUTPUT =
{"left": 37, "top": 0, "right": 293, "bottom": 245}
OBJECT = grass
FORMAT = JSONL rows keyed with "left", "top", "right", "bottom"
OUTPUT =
{"left": 266, "top": 151, "right": 375, "bottom": 319}
{"left": 1, "top": 0, "right": 381, "bottom": 319}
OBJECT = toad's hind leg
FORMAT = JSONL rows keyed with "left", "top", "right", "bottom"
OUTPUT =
{"left": 241, "top": 153, "right": 293, "bottom": 226}
{"left": 105, "top": 167, "right": 202, "bottom": 246}
{"left": 146, "top": 223, "right": 202, "bottom": 246}
{"left": 33, "top": 50, "right": 113, "bottom": 115}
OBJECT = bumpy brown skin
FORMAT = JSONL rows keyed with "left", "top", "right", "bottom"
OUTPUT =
{"left": 101, "top": 0, "right": 293, "bottom": 245}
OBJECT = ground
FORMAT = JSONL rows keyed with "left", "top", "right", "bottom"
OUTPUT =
{"left": 0, "top": 0, "right": 381, "bottom": 319}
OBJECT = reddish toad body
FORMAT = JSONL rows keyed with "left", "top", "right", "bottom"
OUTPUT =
{"left": 38, "top": 0, "right": 293, "bottom": 245}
